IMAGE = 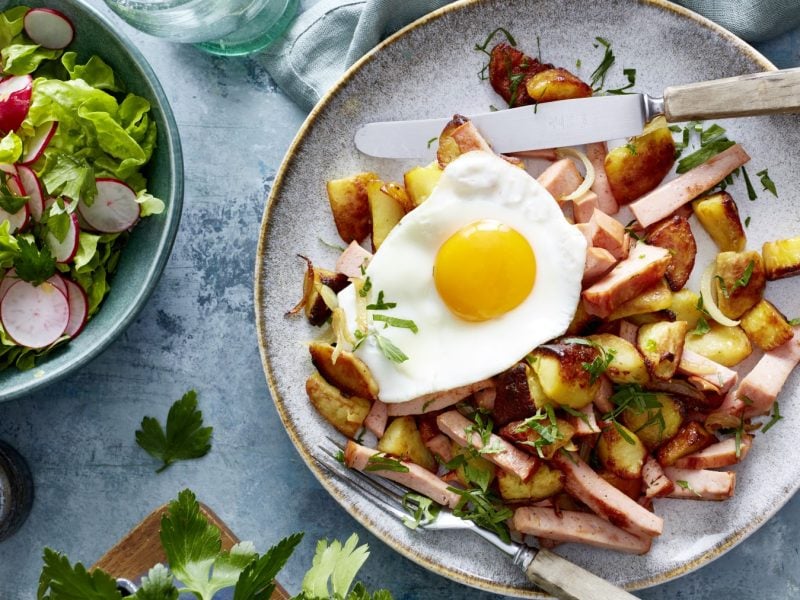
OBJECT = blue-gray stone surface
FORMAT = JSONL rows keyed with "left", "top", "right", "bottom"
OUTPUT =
{"left": 0, "top": 2, "right": 798, "bottom": 598}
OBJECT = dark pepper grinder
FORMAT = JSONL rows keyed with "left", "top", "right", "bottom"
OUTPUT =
{"left": 0, "top": 440, "right": 33, "bottom": 541}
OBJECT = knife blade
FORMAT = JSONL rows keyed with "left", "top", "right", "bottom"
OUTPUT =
{"left": 354, "top": 68, "right": 800, "bottom": 158}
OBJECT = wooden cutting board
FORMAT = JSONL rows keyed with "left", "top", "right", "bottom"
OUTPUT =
{"left": 93, "top": 503, "right": 289, "bottom": 599}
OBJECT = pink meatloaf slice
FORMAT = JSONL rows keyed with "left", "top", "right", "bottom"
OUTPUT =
{"left": 343, "top": 440, "right": 460, "bottom": 508}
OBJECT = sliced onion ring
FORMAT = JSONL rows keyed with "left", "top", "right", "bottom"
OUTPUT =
{"left": 556, "top": 147, "right": 595, "bottom": 201}
{"left": 700, "top": 263, "right": 740, "bottom": 327}
{"left": 331, "top": 307, "right": 355, "bottom": 363}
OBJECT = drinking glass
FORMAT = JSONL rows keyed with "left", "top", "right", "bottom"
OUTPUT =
{"left": 103, "top": 0, "right": 298, "bottom": 56}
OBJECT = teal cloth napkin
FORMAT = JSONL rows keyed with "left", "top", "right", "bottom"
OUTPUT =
{"left": 264, "top": 0, "right": 800, "bottom": 111}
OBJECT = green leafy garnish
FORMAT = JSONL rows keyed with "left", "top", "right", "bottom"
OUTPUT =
{"left": 37, "top": 547, "right": 121, "bottom": 600}
{"left": 741, "top": 165, "right": 758, "bottom": 200}
{"left": 0, "top": 172, "right": 27, "bottom": 214}
{"left": 607, "top": 68, "right": 636, "bottom": 95}
{"left": 744, "top": 216, "right": 751, "bottom": 228}
{"left": 756, "top": 168, "right": 778, "bottom": 197}
{"left": 590, "top": 37, "right": 615, "bottom": 91}
{"left": 426, "top": 136, "right": 437, "bottom": 149}
{"left": 14, "top": 237, "right": 56, "bottom": 286}
{"left": 474, "top": 27, "right": 517, "bottom": 81}
{"left": 761, "top": 402, "right": 783, "bottom": 433}
{"left": 359, "top": 276, "right": 372, "bottom": 297}
{"left": 372, "top": 314, "right": 418, "bottom": 333}
{"left": 401, "top": 493, "right": 440, "bottom": 530}
{"left": 373, "top": 331, "right": 409, "bottom": 363}
{"left": 675, "top": 479, "right": 701, "bottom": 497}
{"left": 676, "top": 138, "right": 735, "bottom": 173}
{"left": 603, "top": 384, "right": 662, "bottom": 444}
{"left": 513, "top": 406, "right": 563, "bottom": 457}
{"left": 448, "top": 486, "right": 513, "bottom": 543}
{"left": 365, "top": 453, "right": 409, "bottom": 473}
{"left": 135, "top": 390, "right": 213, "bottom": 473}
{"left": 582, "top": 345, "right": 616, "bottom": 384}
{"left": 690, "top": 316, "right": 710, "bottom": 337}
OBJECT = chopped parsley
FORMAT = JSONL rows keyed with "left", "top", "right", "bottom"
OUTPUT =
{"left": 365, "top": 454, "right": 409, "bottom": 473}
{"left": 742, "top": 165, "right": 758, "bottom": 200}
{"left": 366, "top": 290, "right": 397, "bottom": 311}
{"left": 581, "top": 345, "right": 616, "bottom": 384}
{"left": 625, "top": 142, "right": 638, "bottom": 155}
{"left": 474, "top": 26, "right": 517, "bottom": 80}
{"left": 401, "top": 492, "right": 440, "bottom": 530}
{"left": 372, "top": 314, "right": 419, "bottom": 333}
{"left": 603, "top": 384, "right": 662, "bottom": 444}
{"left": 675, "top": 479, "right": 701, "bottom": 497}
{"left": 676, "top": 138, "right": 735, "bottom": 173}
{"left": 359, "top": 276, "right": 372, "bottom": 297}
{"left": 757, "top": 168, "right": 778, "bottom": 197}
{"left": 513, "top": 406, "right": 563, "bottom": 457}
{"left": 448, "top": 486, "right": 513, "bottom": 543}
{"left": 690, "top": 316, "right": 710, "bottom": 337}
{"left": 744, "top": 216, "right": 751, "bottom": 228}
{"left": 761, "top": 402, "right": 783, "bottom": 433}
{"left": 426, "top": 136, "right": 437, "bottom": 149}
{"left": 590, "top": 37, "right": 615, "bottom": 92}
{"left": 607, "top": 68, "right": 636, "bottom": 95}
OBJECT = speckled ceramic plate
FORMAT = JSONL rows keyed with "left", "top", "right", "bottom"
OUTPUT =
{"left": 255, "top": 0, "right": 800, "bottom": 595}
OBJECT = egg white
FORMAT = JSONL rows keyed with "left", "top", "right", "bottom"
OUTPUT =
{"left": 338, "top": 150, "right": 587, "bottom": 403}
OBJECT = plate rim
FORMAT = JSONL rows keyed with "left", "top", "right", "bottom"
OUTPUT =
{"left": 255, "top": 0, "right": 779, "bottom": 595}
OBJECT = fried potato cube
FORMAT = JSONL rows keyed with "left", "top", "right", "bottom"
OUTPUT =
{"left": 608, "top": 279, "right": 672, "bottom": 321}
{"left": 528, "top": 342, "right": 601, "bottom": 409}
{"left": 605, "top": 127, "right": 675, "bottom": 205}
{"left": 488, "top": 42, "right": 552, "bottom": 107}
{"left": 713, "top": 250, "right": 766, "bottom": 318}
{"left": 377, "top": 416, "right": 437, "bottom": 472}
{"left": 449, "top": 440, "right": 496, "bottom": 488}
{"left": 525, "top": 67, "right": 592, "bottom": 102}
{"left": 436, "top": 115, "right": 492, "bottom": 168}
{"left": 500, "top": 417, "right": 576, "bottom": 460}
{"left": 656, "top": 421, "right": 716, "bottom": 467}
{"left": 306, "top": 372, "right": 371, "bottom": 438}
{"left": 326, "top": 172, "right": 377, "bottom": 243}
{"left": 298, "top": 257, "right": 349, "bottom": 326}
{"left": 646, "top": 215, "right": 697, "bottom": 291}
{"left": 621, "top": 394, "right": 684, "bottom": 450}
{"left": 669, "top": 289, "right": 702, "bottom": 329}
{"left": 597, "top": 423, "right": 648, "bottom": 479}
{"left": 637, "top": 320, "right": 688, "bottom": 381}
{"left": 365, "top": 179, "right": 405, "bottom": 251}
{"left": 740, "top": 299, "right": 794, "bottom": 351}
{"left": 586, "top": 333, "right": 649, "bottom": 385}
{"left": 492, "top": 362, "right": 537, "bottom": 426}
{"left": 565, "top": 300, "right": 602, "bottom": 336}
{"left": 308, "top": 342, "right": 379, "bottom": 401}
{"left": 403, "top": 162, "right": 443, "bottom": 207}
{"left": 684, "top": 322, "right": 752, "bottom": 367}
{"left": 692, "top": 192, "right": 746, "bottom": 252}
{"left": 762, "top": 236, "right": 800, "bottom": 280}
{"left": 497, "top": 463, "right": 564, "bottom": 503}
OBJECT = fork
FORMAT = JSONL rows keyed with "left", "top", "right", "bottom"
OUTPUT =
{"left": 316, "top": 443, "right": 638, "bottom": 600}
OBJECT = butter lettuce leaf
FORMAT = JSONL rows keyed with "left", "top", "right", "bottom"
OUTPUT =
{"left": 2, "top": 43, "right": 61, "bottom": 75}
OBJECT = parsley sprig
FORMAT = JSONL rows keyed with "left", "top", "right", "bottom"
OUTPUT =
{"left": 365, "top": 453, "right": 409, "bottom": 473}
{"left": 603, "top": 384, "right": 663, "bottom": 445}
{"left": 135, "top": 389, "right": 213, "bottom": 473}
{"left": 448, "top": 486, "right": 514, "bottom": 543}
{"left": 513, "top": 406, "right": 563, "bottom": 457}
{"left": 354, "top": 284, "right": 418, "bottom": 364}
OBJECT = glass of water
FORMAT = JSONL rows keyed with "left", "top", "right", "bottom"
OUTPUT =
{"left": 103, "top": 0, "right": 298, "bottom": 56}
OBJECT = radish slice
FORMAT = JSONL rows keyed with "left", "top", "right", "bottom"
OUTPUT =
{"left": 64, "top": 279, "right": 87, "bottom": 337}
{"left": 0, "top": 164, "right": 17, "bottom": 176}
{"left": 45, "top": 212, "right": 79, "bottom": 263}
{"left": 1, "top": 279, "right": 69, "bottom": 348}
{"left": 23, "top": 8, "right": 74, "bottom": 50}
{"left": 0, "top": 75, "right": 32, "bottom": 133}
{"left": 0, "top": 174, "right": 30, "bottom": 233}
{"left": 17, "top": 165, "right": 45, "bottom": 221}
{"left": 46, "top": 273, "right": 68, "bottom": 298}
{"left": 79, "top": 178, "right": 140, "bottom": 233}
{"left": 21, "top": 121, "right": 58, "bottom": 165}
{"left": 0, "top": 268, "right": 18, "bottom": 301}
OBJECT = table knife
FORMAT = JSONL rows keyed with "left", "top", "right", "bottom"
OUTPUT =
{"left": 354, "top": 68, "right": 800, "bottom": 158}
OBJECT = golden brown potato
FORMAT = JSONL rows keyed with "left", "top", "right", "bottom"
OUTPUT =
{"left": 366, "top": 179, "right": 405, "bottom": 251}
{"left": 621, "top": 394, "right": 684, "bottom": 450}
{"left": 656, "top": 421, "right": 716, "bottom": 467}
{"left": 529, "top": 342, "right": 601, "bottom": 409}
{"left": 326, "top": 172, "right": 377, "bottom": 243}
{"left": 608, "top": 279, "right": 672, "bottom": 321}
{"left": 646, "top": 215, "right": 697, "bottom": 291}
{"left": 740, "top": 299, "right": 794, "bottom": 351}
{"left": 714, "top": 251, "right": 766, "bottom": 319}
{"left": 308, "top": 342, "right": 379, "bottom": 401}
{"left": 381, "top": 181, "right": 413, "bottom": 213}
{"left": 296, "top": 257, "right": 349, "bottom": 326}
{"left": 497, "top": 463, "right": 564, "bottom": 503}
{"left": 525, "top": 67, "right": 592, "bottom": 102}
{"left": 492, "top": 362, "right": 537, "bottom": 426}
{"left": 306, "top": 372, "right": 371, "bottom": 437}
{"left": 762, "top": 236, "right": 800, "bottom": 280}
{"left": 566, "top": 298, "right": 602, "bottom": 335}
{"left": 684, "top": 322, "right": 752, "bottom": 367}
{"left": 605, "top": 127, "right": 675, "bottom": 205}
{"left": 597, "top": 423, "right": 647, "bottom": 479}
{"left": 449, "top": 440, "right": 497, "bottom": 488}
{"left": 598, "top": 470, "right": 642, "bottom": 500}
{"left": 436, "top": 115, "right": 492, "bottom": 168}
{"left": 403, "top": 162, "right": 442, "bottom": 207}
{"left": 692, "top": 192, "right": 746, "bottom": 252}
{"left": 500, "top": 417, "right": 576, "bottom": 460}
{"left": 586, "top": 333, "right": 649, "bottom": 385}
{"left": 378, "top": 416, "right": 437, "bottom": 471}
{"left": 488, "top": 43, "right": 553, "bottom": 107}
{"left": 637, "top": 320, "right": 688, "bottom": 381}
{"left": 669, "top": 289, "right": 702, "bottom": 329}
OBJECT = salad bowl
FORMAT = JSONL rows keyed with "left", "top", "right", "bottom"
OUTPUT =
{"left": 0, "top": 0, "right": 183, "bottom": 401}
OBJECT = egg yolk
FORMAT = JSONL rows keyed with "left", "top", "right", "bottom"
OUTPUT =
{"left": 433, "top": 220, "right": 536, "bottom": 321}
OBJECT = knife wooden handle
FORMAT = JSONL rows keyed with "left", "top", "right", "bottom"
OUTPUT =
{"left": 663, "top": 67, "right": 800, "bottom": 122}
{"left": 524, "top": 548, "right": 639, "bottom": 600}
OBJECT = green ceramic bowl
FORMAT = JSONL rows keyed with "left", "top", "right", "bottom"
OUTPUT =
{"left": 0, "top": 0, "right": 183, "bottom": 401}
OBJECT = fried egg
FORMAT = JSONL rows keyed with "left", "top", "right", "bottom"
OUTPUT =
{"left": 337, "top": 150, "right": 587, "bottom": 403}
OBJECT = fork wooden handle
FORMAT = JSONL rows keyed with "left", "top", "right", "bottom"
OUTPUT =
{"left": 664, "top": 67, "right": 800, "bottom": 122}
{"left": 525, "top": 548, "right": 639, "bottom": 600}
